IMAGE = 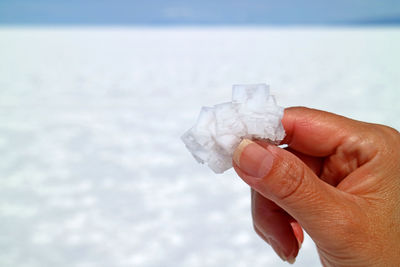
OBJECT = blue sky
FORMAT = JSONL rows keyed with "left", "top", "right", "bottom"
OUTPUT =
{"left": 0, "top": 0, "right": 399, "bottom": 25}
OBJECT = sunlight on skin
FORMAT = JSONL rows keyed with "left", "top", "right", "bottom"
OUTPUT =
{"left": 233, "top": 107, "right": 400, "bottom": 266}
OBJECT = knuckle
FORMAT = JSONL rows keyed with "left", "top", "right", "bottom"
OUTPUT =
{"left": 252, "top": 223, "right": 259, "bottom": 234}
{"left": 334, "top": 210, "right": 369, "bottom": 250}
{"left": 374, "top": 124, "right": 400, "bottom": 143}
{"left": 268, "top": 155, "right": 306, "bottom": 201}
{"left": 382, "top": 125, "right": 400, "bottom": 143}
{"left": 372, "top": 124, "right": 400, "bottom": 157}
{"left": 336, "top": 212, "right": 360, "bottom": 236}
{"left": 253, "top": 224, "right": 269, "bottom": 244}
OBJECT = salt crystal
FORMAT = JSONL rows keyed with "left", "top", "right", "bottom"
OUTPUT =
{"left": 181, "top": 83, "right": 285, "bottom": 173}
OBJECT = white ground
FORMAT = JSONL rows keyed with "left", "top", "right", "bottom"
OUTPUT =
{"left": 0, "top": 27, "right": 399, "bottom": 267}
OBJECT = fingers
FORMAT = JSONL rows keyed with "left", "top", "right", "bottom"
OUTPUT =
{"left": 257, "top": 139, "right": 344, "bottom": 187}
{"left": 233, "top": 139, "right": 353, "bottom": 239}
{"left": 282, "top": 107, "right": 380, "bottom": 186}
{"left": 251, "top": 188, "right": 300, "bottom": 263}
{"left": 284, "top": 147, "right": 323, "bottom": 176}
{"left": 282, "top": 107, "right": 362, "bottom": 157}
{"left": 256, "top": 140, "right": 323, "bottom": 177}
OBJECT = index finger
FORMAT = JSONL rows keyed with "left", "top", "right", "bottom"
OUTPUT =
{"left": 281, "top": 107, "right": 363, "bottom": 157}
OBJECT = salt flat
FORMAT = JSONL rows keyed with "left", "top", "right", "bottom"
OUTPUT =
{"left": 0, "top": 27, "right": 399, "bottom": 267}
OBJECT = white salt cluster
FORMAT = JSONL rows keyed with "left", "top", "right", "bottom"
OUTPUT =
{"left": 181, "top": 83, "right": 285, "bottom": 173}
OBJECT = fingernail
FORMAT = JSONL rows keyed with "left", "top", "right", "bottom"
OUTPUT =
{"left": 269, "top": 239, "right": 297, "bottom": 264}
{"left": 287, "top": 257, "right": 296, "bottom": 264}
{"left": 290, "top": 221, "right": 304, "bottom": 250}
{"left": 233, "top": 139, "right": 273, "bottom": 178}
{"left": 269, "top": 239, "right": 290, "bottom": 263}
{"left": 287, "top": 243, "right": 298, "bottom": 264}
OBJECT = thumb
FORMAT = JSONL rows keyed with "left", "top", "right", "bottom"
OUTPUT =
{"left": 233, "top": 139, "right": 348, "bottom": 236}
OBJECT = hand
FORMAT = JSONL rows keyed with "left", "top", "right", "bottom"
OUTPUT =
{"left": 232, "top": 107, "right": 400, "bottom": 266}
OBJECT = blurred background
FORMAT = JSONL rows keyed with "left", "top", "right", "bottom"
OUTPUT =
{"left": 0, "top": 1, "right": 399, "bottom": 267}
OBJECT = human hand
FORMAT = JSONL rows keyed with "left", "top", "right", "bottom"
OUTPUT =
{"left": 232, "top": 107, "right": 400, "bottom": 266}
